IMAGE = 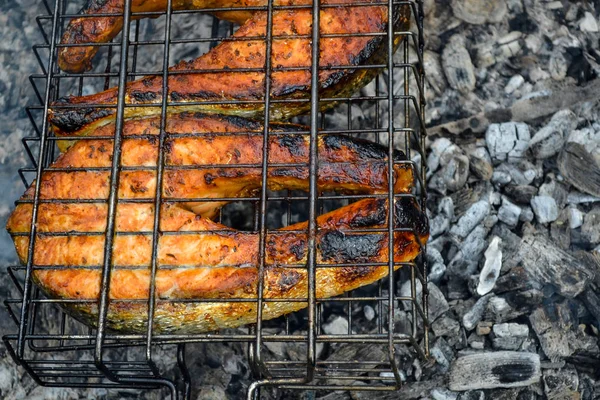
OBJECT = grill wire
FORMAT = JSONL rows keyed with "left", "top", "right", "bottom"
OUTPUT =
{"left": 3, "top": 0, "right": 429, "bottom": 398}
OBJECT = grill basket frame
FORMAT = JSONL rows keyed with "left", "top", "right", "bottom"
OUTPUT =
{"left": 4, "top": 0, "right": 429, "bottom": 398}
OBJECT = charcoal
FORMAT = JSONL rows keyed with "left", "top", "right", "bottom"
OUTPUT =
{"left": 538, "top": 175, "right": 569, "bottom": 209}
{"left": 486, "top": 388, "right": 528, "bottom": 400}
{"left": 318, "top": 392, "right": 352, "bottom": 400}
{"left": 549, "top": 208, "right": 571, "bottom": 250}
{"left": 490, "top": 224, "right": 522, "bottom": 273}
{"left": 517, "top": 231, "right": 593, "bottom": 298}
{"left": 432, "top": 315, "right": 461, "bottom": 338}
{"left": 504, "top": 75, "right": 525, "bottom": 95}
{"left": 363, "top": 305, "right": 375, "bottom": 322}
{"left": 429, "top": 260, "right": 448, "bottom": 284}
{"left": 529, "top": 304, "right": 575, "bottom": 362}
{"left": 462, "top": 295, "right": 492, "bottom": 331}
{"left": 476, "top": 321, "right": 493, "bottom": 336}
{"left": 504, "top": 185, "right": 538, "bottom": 204}
{"left": 581, "top": 286, "right": 600, "bottom": 326}
{"left": 430, "top": 197, "right": 455, "bottom": 238}
{"left": 323, "top": 316, "right": 349, "bottom": 336}
{"left": 493, "top": 267, "right": 533, "bottom": 294}
{"left": 568, "top": 207, "right": 584, "bottom": 229}
{"left": 519, "top": 206, "right": 534, "bottom": 223}
{"left": 492, "top": 323, "right": 529, "bottom": 350}
{"left": 484, "top": 296, "right": 520, "bottom": 323}
{"left": 448, "top": 352, "right": 541, "bottom": 391}
{"left": 196, "top": 385, "right": 228, "bottom": 400}
{"left": 457, "top": 391, "right": 485, "bottom": 400}
{"left": 581, "top": 206, "right": 600, "bottom": 245}
{"left": 351, "top": 377, "right": 446, "bottom": 400}
{"left": 558, "top": 143, "right": 600, "bottom": 198}
{"left": 476, "top": 31, "right": 523, "bottom": 68}
{"left": 567, "top": 191, "right": 600, "bottom": 205}
{"left": 450, "top": 200, "right": 490, "bottom": 240}
{"left": 492, "top": 171, "right": 512, "bottom": 186}
{"left": 442, "top": 35, "right": 476, "bottom": 94}
{"left": 450, "top": 0, "right": 507, "bottom": 24}
{"left": 424, "top": 50, "right": 448, "bottom": 95}
{"left": 399, "top": 281, "right": 449, "bottom": 325}
{"left": 494, "top": 163, "right": 536, "bottom": 186}
{"left": 530, "top": 195, "right": 559, "bottom": 224}
{"left": 493, "top": 323, "right": 529, "bottom": 338}
{"left": 448, "top": 226, "right": 489, "bottom": 278}
{"left": 468, "top": 147, "right": 494, "bottom": 181}
{"left": 497, "top": 198, "right": 521, "bottom": 227}
{"left": 431, "top": 337, "right": 456, "bottom": 373}
{"left": 431, "top": 388, "right": 458, "bottom": 400}
{"left": 428, "top": 138, "right": 454, "bottom": 173}
{"left": 477, "top": 236, "right": 503, "bottom": 295}
{"left": 542, "top": 368, "right": 579, "bottom": 400}
{"left": 486, "top": 122, "right": 531, "bottom": 164}
{"left": 579, "top": 11, "right": 599, "bottom": 32}
{"left": 447, "top": 277, "right": 473, "bottom": 300}
{"left": 467, "top": 332, "right": 485, "bottom": 350}
{"left": 528, "top": 110, "right": 578, "bottom": 159}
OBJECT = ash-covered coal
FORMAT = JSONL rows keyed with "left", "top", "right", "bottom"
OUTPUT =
{"left": 2, "top": 0, "right": 600, "bottom": 399}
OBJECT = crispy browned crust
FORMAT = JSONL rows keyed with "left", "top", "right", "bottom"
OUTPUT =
{"left": 50, "top": 1, "right": 410, "bottom": 135}
{"left": 7, "top": 113, "right": 427, "bottom": 334}
{"left": 58, "top": 0, "right": 272, "bottom": 72}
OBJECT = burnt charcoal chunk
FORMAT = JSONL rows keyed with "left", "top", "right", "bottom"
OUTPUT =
{"left": 449, "top": 352, "right": 541, "bottom": 391}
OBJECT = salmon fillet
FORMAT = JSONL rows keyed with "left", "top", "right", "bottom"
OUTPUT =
{"left": 50, "top": 0, "right": 410, "bottom": 135}
{"left": 7, "top": 113, "right": 428, "bottom": 334}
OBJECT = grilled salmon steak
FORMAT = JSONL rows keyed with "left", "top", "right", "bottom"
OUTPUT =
{"left": 7, "top": 113, "right": 428, "bottom": 334}
{"left": 50, "top": 0, "right": 410, "bottom": 135}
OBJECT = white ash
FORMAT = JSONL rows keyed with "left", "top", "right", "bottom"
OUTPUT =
{"left": 462, "top": 294, "right": 492, "bottom": 331}
{"left": 449, "top": 200, "right": 490, "bottom": 240}
{"left": 528, "top": 110, "right": 578, "bottom": 159}
{"left": 486, "top": 122, "right": 531, "bottom": 164}
{"left": 497, "top": 197, "right": 521, "bottom": 227}
{"left": 477, "top": 236, "right": 503, "bottom": 296}
{"left": 530, "top": 195, "right": 559, "bottom": 224}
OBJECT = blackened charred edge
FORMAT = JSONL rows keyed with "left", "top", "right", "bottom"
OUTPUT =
{"left": 130, "top": 90, "right": 158, "bottom": 102}
{"left": 273, "top": 84, "right": 310, "bottom": 97}
{"left": 394, "top": 197, "right": 429, "bottom": 237}
{"left": 269, "top": 167, "right": 307, "bottom": 179}
{"left": 273, "top": 6, "right": 408, "bottom": 97}
{"left": 266, "top": 233, "right": 307, "bottom": 263}
{"left": 318, "top": 231, "right": 384, "bottom": 263}
{"left": 176, "top": 111, "right": 264, "bottom": 132}
{"left": 289, "top": 238, "right": 307, "bottom": 260}
{"left": 50, "top": 106, "right": 115, "bottom": 133}
{"left": 277, "top": 135, "right": 306, "bottom": 157}
{"left": 323, "top": 135, "right": 406, "bottom": 161}
{"left": 491, "top": 363, "right": 537, "bottom": 384}
{"left": 268, "top": 268, "right": 303, "bottom": 295}
{"left": 170, "top": 89, "right": 263, "bottom": 101}
{"left": 347, "top": 199, "right": 387, "bottom": 228}
{"left": 170, "top": 91, "right": 218, "bottom": 101}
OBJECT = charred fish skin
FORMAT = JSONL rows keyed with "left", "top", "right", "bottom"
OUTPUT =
{"left": 49, "top": 2, "right": 410, "bottom": 136}
{"left": 7, "top": 113, "right": 427, "bottom": 335}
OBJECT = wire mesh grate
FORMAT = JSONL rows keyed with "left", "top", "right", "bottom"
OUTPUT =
{"left": 4, "top": 0, "right": 429, "bottom": 398}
